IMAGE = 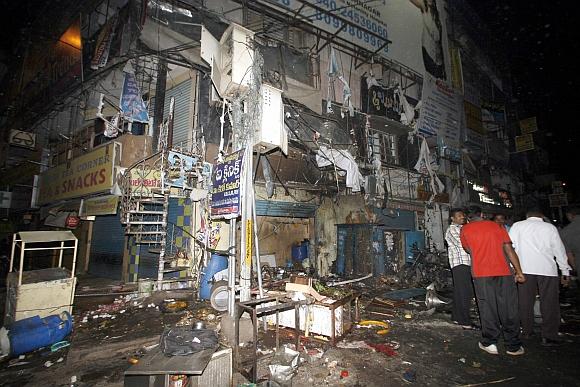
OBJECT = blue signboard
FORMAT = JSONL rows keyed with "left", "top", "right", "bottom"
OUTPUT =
{"left": 120, "top": 72, "right": 149, "bottom": 123}
{"left": 210, "top": 150, "right": 244, "bottom": 219}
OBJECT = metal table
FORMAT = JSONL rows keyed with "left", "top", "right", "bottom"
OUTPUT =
{"left": 234, "top": 296, "right": 309, "bottom": 382}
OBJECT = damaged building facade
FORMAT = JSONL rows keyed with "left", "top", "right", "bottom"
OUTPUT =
{"left": 0, "top": 0, "right": 523, "bottom": 287}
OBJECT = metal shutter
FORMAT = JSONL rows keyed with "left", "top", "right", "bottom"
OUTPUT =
{"left": 255, "top": 200, "right": 317, "bottom": 218}
{"left": 89, "top": 213, "right": 125, "bottom": 279}
{"left": 148, "top": 78, "right": 193, "bottom": 148}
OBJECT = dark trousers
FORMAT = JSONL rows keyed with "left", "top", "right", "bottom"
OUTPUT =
{"left": 473, "top": 276, "right": 521, "bottom": 351}
{"left": 518, "top": 274, "right": 560, "bottom": 340}
{"left": 451, "top": 265, "right": 474, "bottom": 325}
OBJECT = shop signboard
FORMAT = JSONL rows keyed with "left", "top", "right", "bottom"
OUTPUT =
{"left": 38, "top": 144, "right": 116, "bottom": 205}
{"left": 467, "top": 180, "right": 504, "bottom": 207}
{"left": 360, "top": 77, "right": 402, "bottom": 122}
{"left": 9, "top": 130, "right": 36, "bottom": 150}
{"left": 515, "top": 134, "right": 535, "bottom": 152}
{"left": 210, "top": 150, "right": 244, "bottom": 219}
{"left": 519, "top": 117, "right": 538, "bottom": 134}
{"left": 82, "top": 195, "right": 119, "bottom": 216}
{"left": 128, "top": 167, "right": 162, "bottom": 196}
{"left": 549, "top": 193, "right": 568, "bottom": 208}
{"left": 417, "top": 76, "right": 462, "bottom": 143}
{"left": 464, "top": 101, "right": 484, "bottom": 134}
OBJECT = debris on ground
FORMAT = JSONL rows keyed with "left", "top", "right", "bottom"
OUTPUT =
{"left": 367, "top": 342, "right": 398, "bottom": 357}
{"left": 269, "top": 346, "right": 300, "bottom": 385}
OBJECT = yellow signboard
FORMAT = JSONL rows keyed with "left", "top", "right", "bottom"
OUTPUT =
{"left": 450, "top": 47, "right": 464, "bottom": 92}
{"left": 245, "top": 220, "right": 253, "bottom": 267}
{"left": 464, "top": 101, "right": 485, "bottom": 134}
{"left": 82, "top": 195, "right": 119, "bottom": 216}
{"left": 129, "top": 168, "right": 162, "bottom": 196}
{"left": 519, "top": 117, "right": 538, "bottom": 134}
{"left": 39, "top": 144, "right": 115, "bottom": 205}
{"left": 515, "top": 134, "right": 535, "bottom": 152}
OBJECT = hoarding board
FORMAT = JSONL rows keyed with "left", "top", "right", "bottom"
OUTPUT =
{"left": 255, "top": 0, "right": 451, "bottom": 81}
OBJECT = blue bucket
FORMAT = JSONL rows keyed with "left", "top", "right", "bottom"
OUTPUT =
{"left": 199, "top": 254, "right": 228, "bottom": 300}
{"left": 291, "top": 240, "right": 309, "bottom": 261}
{"left": 9, "top": 312, "right": 73, "bottom": 356}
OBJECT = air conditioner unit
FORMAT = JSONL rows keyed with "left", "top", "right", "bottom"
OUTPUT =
{"left": 255, "top": 84, "right": 288, "bottom": 155}
{"left": 202, "top": 23, "right": 255, "bottom": 98}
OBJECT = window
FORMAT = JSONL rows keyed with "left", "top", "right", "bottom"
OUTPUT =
{"left": 368, "top": 130, "right": 398, "bottom": 166}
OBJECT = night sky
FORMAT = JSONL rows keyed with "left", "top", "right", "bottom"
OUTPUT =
{"left": 0, "top": 0, "right": 578, "bottom": 199}
{"left": 467, "top": 0, "right": 580, "bottom": 200}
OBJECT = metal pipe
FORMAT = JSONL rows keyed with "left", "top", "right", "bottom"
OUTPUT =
{"left": 228, "top": 219, "right": 237, "bottom": 317}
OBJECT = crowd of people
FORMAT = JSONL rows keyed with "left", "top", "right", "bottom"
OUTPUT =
{"left": 445, "top": 205, "right": 580, "bottom": 356}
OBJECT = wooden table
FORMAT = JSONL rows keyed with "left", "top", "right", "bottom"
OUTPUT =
{"left": 124, "top": 346, "right": 217, "bottom": 386}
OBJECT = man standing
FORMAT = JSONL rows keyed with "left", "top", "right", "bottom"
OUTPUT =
{"left": 492, "top": 214, "right": 510, "bottom": 232}
{"left": 445, "top": 209, "right": 475, "bottom": 329}
{"left": 561, "top": 206, "right": 580, "bottom": 270}
{"left": 510, "top": 209, "right": 572, "bottom": 346}
{"left": 460, "top": 206, "right": 526, "bottom": 356}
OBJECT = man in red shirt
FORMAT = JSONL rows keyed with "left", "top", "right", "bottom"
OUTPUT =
{"left": 460, "top": 206, "right": 526, "bottom": 356}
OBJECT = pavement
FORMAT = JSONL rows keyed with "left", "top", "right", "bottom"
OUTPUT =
{"left": 1, "top": 276, "right": 580, "bottom": 386}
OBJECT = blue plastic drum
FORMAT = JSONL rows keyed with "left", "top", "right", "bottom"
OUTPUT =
{"left": 199, "top": 254, "right": 228, "bottom": 300}
{"left": 9, "top": 312, "right": 72, "bottom": 356}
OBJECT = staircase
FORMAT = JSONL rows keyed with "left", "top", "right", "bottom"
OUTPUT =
{"left": 121, "top": 148, "right": 205, "bottom": 290}
{"left": 121, "top": 154, "right": 179, "bottom": 289}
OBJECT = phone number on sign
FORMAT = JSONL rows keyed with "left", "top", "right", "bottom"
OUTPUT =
{"left": 273, "top": 0, "right": 390, "bottom": 54}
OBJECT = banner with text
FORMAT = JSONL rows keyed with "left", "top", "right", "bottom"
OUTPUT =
{"left": 39, "top": 144, "right": 115, "bottom": 205}
{"left": 210, "top": 150, "right": 244, "bottom": 219}
{"left": 254, "top": 0, "right": 451, "bottom": 81}
{"left": 417, "top": 75, "right": 462, "bottom": 144}
{"left": 82, "top": 195, "right": 119, "bottom": 216}
{"left": 120, "top": 72, "right": 150, "bottom": 123}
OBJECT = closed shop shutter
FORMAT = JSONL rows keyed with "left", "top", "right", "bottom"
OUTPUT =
{"left": 89, "top": 213, "right": 125, "bottom": 279}
{"left": 148, "top": 79, "right": 193, "bottom": 148}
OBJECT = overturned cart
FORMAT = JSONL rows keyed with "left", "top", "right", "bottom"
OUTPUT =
{"left": 5, "top": 231, "right": 78, "bottom": 324}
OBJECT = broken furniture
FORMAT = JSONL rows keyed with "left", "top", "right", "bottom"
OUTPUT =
{"left": 234, "top": 296, "right": 309, "bottom": 383}
{"left": 263, "top": 290, "right": 362, "bottom": 345}
{"left": 5, "top": 231, "right": 78, "bottom": 324}
{"left": 124, "top": 347, "right": 232, "bottom": 387}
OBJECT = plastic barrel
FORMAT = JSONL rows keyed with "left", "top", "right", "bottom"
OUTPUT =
{"left": 9, "top": 312, "right": 72, "bottom": 356}
{"left": 199, "top": 254, "right": 228, "bottom": 300}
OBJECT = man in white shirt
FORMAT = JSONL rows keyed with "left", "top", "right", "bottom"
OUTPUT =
{"left": 445, "top": 208, "right": 475, "bottom": 329}
{"left": 509, "top": 209, "right": 571, "bottom": 346}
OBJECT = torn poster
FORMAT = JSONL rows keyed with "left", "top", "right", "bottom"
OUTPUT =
{"left": 316, "top": 146, "right": 364, "bottom": 192}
